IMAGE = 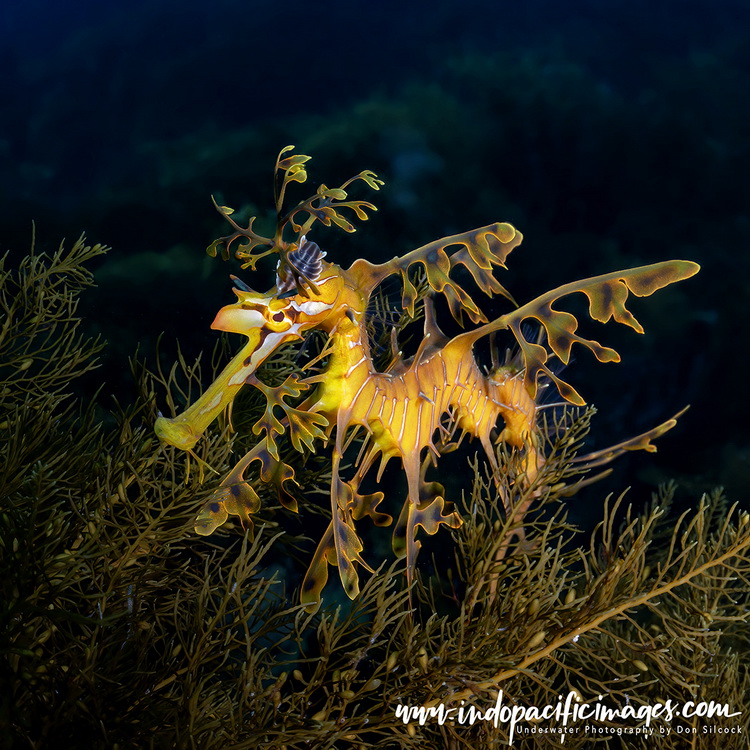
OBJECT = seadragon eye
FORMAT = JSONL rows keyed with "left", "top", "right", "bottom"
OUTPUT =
{"left": 271, "top": 311, "right": 285, "bottom": 322}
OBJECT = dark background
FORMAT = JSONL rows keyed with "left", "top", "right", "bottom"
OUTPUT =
{"left": 2, "top": 0, "right": 749, "bottom": 514}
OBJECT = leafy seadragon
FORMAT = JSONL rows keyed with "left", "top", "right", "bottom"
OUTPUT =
{"left": 155, "top": 147, "right": 699, "bottom": 607}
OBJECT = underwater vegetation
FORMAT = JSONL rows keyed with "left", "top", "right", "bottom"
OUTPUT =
{"left": 1, "top": 158, "right": 749, "bottom": 749}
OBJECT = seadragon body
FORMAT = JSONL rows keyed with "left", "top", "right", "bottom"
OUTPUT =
{"left": 155, "top": 147, "right": 699, "bottom": 607}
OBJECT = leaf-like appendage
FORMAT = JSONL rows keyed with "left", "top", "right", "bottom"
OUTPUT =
{"left": 288, "top": 195, "right": 379, "bottom": 235}
{"left": 351, "top": 489, "right": 392, "bottom": 527}
{"left": 275, "top": 147, "right": 312, "bottom": 204}
{"left": 206, "top": 202, "right": 278, "bottom": 269}
{"left": 194, "top": 495, "right": 229, "bottom": 536}
{"left": 276, "top": 145, "right": 310, "bottom": 172}
{"left": 352, "top": 223, "right": 523, "bottom": 325}
{"left": 414, "top": 495, "right": 463, "bottom": 536}
{"left": 193, "top": 437, "right": 300, "bottom": 537}
{"left": 329, "top": 477, "right": 376, "bottom": 600}
{"left": 355, "top": 169, "right": 383, "bottom": 192}
{"left": 301, "top": 484, "right": 392, "bottom": 607}
{"left": 255, "top": 445, "right": 299, "bottom": 512}
{"left": 333, "top": 508, "right": 368, "bottom": 599}
{"left": 194, "top": 481, "right": 260, "bottom": 536}
{"left": 556, "top": 408, "right": 690, "bottom": 497}
{"left": 573, "top": 407, "right": 689, "bottom": 467}
{"left": 286, "top": 407, "right": 329, "bottom": 453}
{"left": 300, "top": 525, "right": 337, "bottom": 609}
{"left": 497, "top": 260, "right": 700, "bottom": 404}
{"left": 392, "top": 482, "right": 462, "bottom": 559}
{"left": 250, "top": 374, "right": 313, "bottom": 459}
{"left": 206, "top": 148, "right": 383, "bottom": 274}
{"left": 282, "top": 157, "right": 383, "bottom": 237}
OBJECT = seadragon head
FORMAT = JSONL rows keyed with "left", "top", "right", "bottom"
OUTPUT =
{"left": 213, "top": 237, "right": 359, "bottom": 342}
{"left": 154, "top": 148, "right": 380, "bottom": 452}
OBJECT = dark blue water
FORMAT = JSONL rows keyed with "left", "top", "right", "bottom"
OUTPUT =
{"left": 2, "top": 0, "right": 749, "bottom": 500}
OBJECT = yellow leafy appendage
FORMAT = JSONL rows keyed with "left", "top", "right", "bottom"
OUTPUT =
{"left": 154, "top": 147, "right": 699, "bottom": 608}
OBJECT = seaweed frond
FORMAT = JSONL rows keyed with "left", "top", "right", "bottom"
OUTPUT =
{"left": 0, "top": 233, "right": 107, "bottom": 405}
